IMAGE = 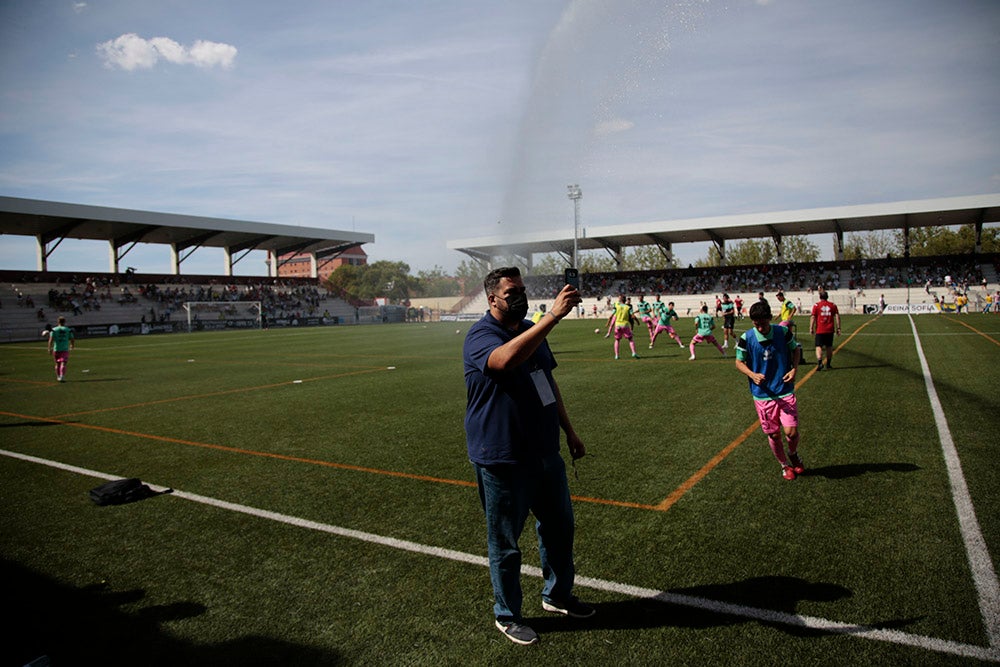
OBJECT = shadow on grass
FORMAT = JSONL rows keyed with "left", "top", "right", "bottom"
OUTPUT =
{"left": 531, "top": 575, "right": 917, "bottom": 639}
{"left": 806, "top": 462, "right": 921, "bottom": 480}
{"left": 2, "top": 560, "right": 340, "bottom": 666}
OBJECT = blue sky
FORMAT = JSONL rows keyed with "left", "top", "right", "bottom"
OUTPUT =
{"left": 1, "top": 0, "right": 998, "bottom": 276}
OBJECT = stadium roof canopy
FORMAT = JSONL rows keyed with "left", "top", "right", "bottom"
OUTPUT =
{"left": 0, "top": 196, "right": 375, "bottom": 276}
{"left": 447, "top": 194, "right": 1000, "bottom": 268}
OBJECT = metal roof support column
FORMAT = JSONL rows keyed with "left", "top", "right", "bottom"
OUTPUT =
{"left": 222, "top": 246, "right": 234, "bottom": 277}
{"left": 768, "top": 225, "right": 783, "bottom": 263}
{"left": 902, "top": 217, "right": 911, "bottom": 260}
{"left": 170, "top": 243, "right": 181, "bottom": 274}
{"left": 833, "top": 220, "right": 845, "bottom": 262}
{"left": 707, "top": 231, "right": 726, "bottom": 266}
{"left": 660, "top": 241, "right": 673, "bottom": 264}
{"left": 974, "top": 210, "right": 985, "bottom": 254}
{"left": 35, "top": 235, "right": 47, "bottom": 272}
{"left": 268, "top": 250, "right": 278, "bottom": 277}
{"left": 310, "top": 252, "right": 318, "bottom": 278}
{"left": 612, "top": 247, "right": 623, "bottom": 271}
{"left": 108, "top": 240, "right": 120, "bottom": 274}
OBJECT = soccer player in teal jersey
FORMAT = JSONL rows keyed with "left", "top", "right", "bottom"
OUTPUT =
{"left": 649, "top": 301, "right": 685, "bottom": 349}
{"left": 647, "top": 295, "right": 667, "bottom": 347}
{"left": 688, "top": 305, "right": 725, "bottom": 360}
{"left": 47, "top": 316, "right": 75, "bottom": 382}
{"left": 719, "top": 293, "right": 736, "bottom": 349}
{"left": 634, "top": 295, "right": 655, "bottom": 341}
{"left": 735, "top": 301, "right": 804, "bottom": 480}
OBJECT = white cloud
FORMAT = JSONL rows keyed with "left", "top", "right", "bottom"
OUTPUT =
{"left": 72, "top": 2, "right": 87, "bottom": 13}
{"left": 188, "top": 40, "right": 239, "bottom": 68}
{"left": 96, "top": 33, "right": 237, "bottom": 71}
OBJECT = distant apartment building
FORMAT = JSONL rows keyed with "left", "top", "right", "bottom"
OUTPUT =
{"left": 276, "top": 246, "right": 368, "bottom": 281}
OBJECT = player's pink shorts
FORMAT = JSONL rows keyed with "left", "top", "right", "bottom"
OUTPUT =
{"left": 779, "top": 320, "right": 794, "bottom": 328}
{"left": 691, "top": 334, "right": 717, "bottom": 344}
{"left": 53, "top": 351, "right": 70, "bottom": 364}
{"left": 614, "top": 325, "right": 633, "bottom": 340}
{"left": 653, "top": 325, "right": 676, "bottom": 336}
{"left": 754, "top": 394, "right": 798, "bottom": 435}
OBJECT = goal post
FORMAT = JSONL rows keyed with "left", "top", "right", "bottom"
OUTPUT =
{"left": 183, "top": 301, "right": 262, "bottom": 333}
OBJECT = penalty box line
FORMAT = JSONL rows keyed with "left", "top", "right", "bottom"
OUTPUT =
{"left": 1, "top": 447, "right": 996, "bottom": 663}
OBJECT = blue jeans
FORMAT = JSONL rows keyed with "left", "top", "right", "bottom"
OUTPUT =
{"left": 474, "top": 452, "right": 576, "bottom": 622}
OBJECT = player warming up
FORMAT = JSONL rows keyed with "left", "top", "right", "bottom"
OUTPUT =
{"left": 649, "top": 301, "right": 685, "bottom": 349}
{"left": 719, "top": 293, "right": 736, "bottom": 349}
{"left": 605, "top": 294, "right": 639, "bottom": 360}
{"left": 689, "top": 305, "right": 725, "bottom": 360}
{"left": 775, "top": 290, "right": 797, "bottom": 333}
{"left": 47, "top": 316, "right": 75, "bottom": 382}
{"left": 810, "top": 290, "right": 841, "bottom": 371}
{"left": 734, "top": 302, "right": 805, "bottom": 480}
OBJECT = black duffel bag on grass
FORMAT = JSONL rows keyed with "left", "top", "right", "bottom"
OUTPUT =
{"left": 89, "top": 478, "right": 171, "bottom": 506}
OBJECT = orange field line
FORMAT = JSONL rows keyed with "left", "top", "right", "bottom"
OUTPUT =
{"left": 0, "top": 408, "right": 478, "bottom": 489}
{"left": 946, "top": 316, "right": 1000, "bottom": 347}
{"left": 3, "top": 319, "right": 885, "bottom": 513}
{"left": 50, "top": 367, "right": 388, "bottom": 419}
{"left": 654, "top": 317, "right": 876, "bottom": 512}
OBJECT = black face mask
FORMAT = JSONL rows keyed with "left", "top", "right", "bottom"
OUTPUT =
{"left": 498, "top": 292, "right": 529, "bottom": 320}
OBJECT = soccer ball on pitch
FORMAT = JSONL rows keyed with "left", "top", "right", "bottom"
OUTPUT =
{"left": 594, "top": 328, "right": 600, "bottom": 333}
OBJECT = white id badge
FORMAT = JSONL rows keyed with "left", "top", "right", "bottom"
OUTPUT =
{"left": 530, "top": 369, "right": 556, "bottom": 406}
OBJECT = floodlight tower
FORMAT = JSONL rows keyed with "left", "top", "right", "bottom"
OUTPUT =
{"left": 567, "top": 184, "right": 582, "bottom": 268}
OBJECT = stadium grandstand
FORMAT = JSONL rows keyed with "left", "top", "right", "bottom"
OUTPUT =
{"left": 0, "top": 197, "right": 392, "bottom": 341}
{"left": 2, "top": 195, "right": 999, "bottom": 340}
{"left": 446, "top": 194, "right": 1000, "bottom": 319}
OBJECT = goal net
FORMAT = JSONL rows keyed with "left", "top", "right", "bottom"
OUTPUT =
{"left": 183, "top": 301, "right": 262, "bottom": 333}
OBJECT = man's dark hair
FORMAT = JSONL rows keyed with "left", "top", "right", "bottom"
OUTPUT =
{"left": 819, "top": 290, "right": 829, "bottom": 300}
{"left": 749, "top": 301, "right": 771, "bottom": 322}
{"left": 483, "top": 267, "right": 521, "bottom": 295}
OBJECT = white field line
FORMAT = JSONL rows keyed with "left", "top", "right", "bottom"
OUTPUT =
{"left": 1, "top": 448, "right": 998, "bottom": 662}
{"left": 908, "top": 315, "right": 1000, "bottom": 650}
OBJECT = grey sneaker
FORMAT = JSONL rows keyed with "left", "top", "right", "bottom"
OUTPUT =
{"left": 542, "top": 596, "right": 596, "bottom": 619}
{"left": 495, "top": 619, "right": 539, "bottom": 645}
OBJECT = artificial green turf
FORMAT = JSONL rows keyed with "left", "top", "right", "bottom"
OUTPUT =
{"left": 1, "top": 314, "right": 997, "bottom": 665}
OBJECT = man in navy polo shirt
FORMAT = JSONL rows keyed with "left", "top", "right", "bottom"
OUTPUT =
{"left": 463, "top": 266, "right": 594, "bottom": 645}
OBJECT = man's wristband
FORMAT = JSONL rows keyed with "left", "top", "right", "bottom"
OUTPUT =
{"left": 546, "top": 310, "right": 561, "bottom": 322}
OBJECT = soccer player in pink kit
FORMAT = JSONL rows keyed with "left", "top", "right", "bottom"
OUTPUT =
{"left": 735, "top": 301, "right": 804, "bottom": 480}
{"left": 649, "top": 301, "right": 685, "bottom": 349}
{"left": 604, "top": 294, "right": 640, "bottom": 360}
{"left": 689, "top": 305, "right": 725, "bottom": 360}
{"left": 47, "top": 316, "right": 75, "bottom": 382}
